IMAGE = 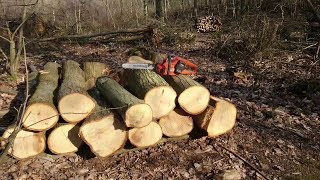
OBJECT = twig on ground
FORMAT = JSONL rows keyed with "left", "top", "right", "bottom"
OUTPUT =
{"left": 214, "top": 142, "right": 271, "bottom": 180}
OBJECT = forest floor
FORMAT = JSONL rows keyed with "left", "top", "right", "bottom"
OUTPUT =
{"left": 0, "top": 21, "right": 320, "bottom": 180}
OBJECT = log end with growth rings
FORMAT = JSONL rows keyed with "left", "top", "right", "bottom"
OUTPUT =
{"left": 128, "top": 121, "right": 163, "bottom": 148}
{"left": 144, "top": 86, "right": 177, "bottom": 119}
{"left": 1, "top": 128, "right": 46, "bottom": 159}
{"left": 47, "top": 124, "right": 83, "bottom": 154}
{"left": 178, "top": 86, "right": 210, "bottom": 115}
{"left": 79, "top": 115, "right": 127, "bottom": 158}
{"left": 159, "top": 108, "right": 194, "bottom": 137}
{"left": 58, "top": 93, "right": 95, "bottom": 123}
{"left": 125, "top": 103, "right": 153, "bottom": 128}
{"left": 22, "top": 103, "right": 59, "bottom": 131}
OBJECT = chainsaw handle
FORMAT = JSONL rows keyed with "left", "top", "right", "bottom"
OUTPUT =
{"left": 174, "top": 56, "right": 197, "bottom": 75}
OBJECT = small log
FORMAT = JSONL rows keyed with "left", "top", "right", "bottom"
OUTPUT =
{"left": 58, "top": 60, "right": 95, "bottom": 123}
{"left": 194, "top": 96, "right": 237, "bottom": 137}
{"left": 79, "top": 63, "right": 127, "bottom": 158}
{"left": 123, "top": 69, "right": 177, "bottom": 119}
{"left": 128, "top": 121, "right": 163, "bottom": 148}
{"left": 159, "top": 108, "right": 194, "bottom": 137}
{"left": 1, "top": 127, "right": 46, "bottom": 159}
{"left": 164, "top": 75, "right": 210, "bottom": 115}
{"left": 47, "top": 123, "right": 83, "bottom": 154}
{"left": 83, "top": 62, "right": 108, "bottom": 89}
{"left": 96, "top": 76, "right": 153, "bottom": 128}
{"left": 22, "top": 62, "right": 60, "bottom": 131}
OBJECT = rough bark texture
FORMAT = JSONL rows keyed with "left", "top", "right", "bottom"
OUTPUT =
{"left": 194, "top": 97, "right": 237, "bottom": 137}
{"left": 22, "top": 62, "right": 60, "bottom": 131}
{"left": 1, "top": 127, "right": 46, "bottom": 159}
{"left": 123, "top": 69, "right": 177, "bottom": 118}
{"left": 164, "top": 75, "right": 210, "bottom": 115}
{"left": 96, "top": 76, "right": 152, "bottom": 128}
{"left": 58, "top": 60, "right": 95, "bottom": 122}
{"left": 58, "top": 60, "right": 88, "bottom": 99}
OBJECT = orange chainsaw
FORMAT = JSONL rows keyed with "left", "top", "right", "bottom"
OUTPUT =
{"left": 122, "top": 54, "right": 197, "bottom": 76}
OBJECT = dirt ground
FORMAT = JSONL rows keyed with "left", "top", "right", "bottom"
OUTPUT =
{"left": 0, "top": 27, "right": 319, "bottom": 179}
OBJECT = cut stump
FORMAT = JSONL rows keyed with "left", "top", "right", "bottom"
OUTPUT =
{"left": 194, "top": 96, "right": 237, "bottom": 137}
{"left": 128, "top": 121, "right": 163, "bottom": 148}
{"left": 22, "top": 62, "right": 60, "bottom": 131}
{"left": 159, "top": 108, "right": 194, "bottom": 137}
{"left": 123, "top": 69, "right": 177, "bottom": 119}
{"left": 164, "top": 75, "right": 210, "bottom": 115}
{"left": 96, "top": 76, "right": 153, "bottom": 128}
{"left": 1, "top": 127, "right": 46, "bottom": 159}
{"left": 58, "top": 60, "right": 95, "bottom": 123}
{"left": 47, "top": 124, "right": 83, "bottom": 154}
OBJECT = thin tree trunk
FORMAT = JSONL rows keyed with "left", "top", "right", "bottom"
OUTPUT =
{"left": 155, "top": 0, "right": 164, "bottom": 21}
{"left": 194, "top": 0, "right": 198, "bottom": 18}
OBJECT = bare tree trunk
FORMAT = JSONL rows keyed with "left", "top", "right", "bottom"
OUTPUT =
{"left": 156, "top": 0, "right": 164, "bottom": 21}
{"left": 143, "top": 0, "right": 148, "bottom": 18}
{"left": 194, "top": 0, "right": 198, "bottom": 18}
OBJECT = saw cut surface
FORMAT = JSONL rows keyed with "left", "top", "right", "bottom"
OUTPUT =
{"left": 48, "top": 124, "right": 83, "bottom": 154}
{"left": 22, "top": 103, "right": 59, "bottom": 131}
{"left": 58, "top": 93, "right": 95, "bottom": 123}
{"left": 178, "top": 86, "right": 210, "bottom": 115}
{"left": 207, "top": 101, "right": 237, "bottom": 137}
{"left": 126, "top": 103, "right": 153, "bottom": 128}
{"left": 144, "top": 86, "right": 177, "bottom": 118}
{"left": 128, "top": 121, "right": 163, "bottom": 147}
{"left": 159, "top": 108, "right": 193, "bottom": 137}
{"left": 2, "top": 128, "right": 46, "bottom": 159}
{"left": 80, "top": 115, "right": 127, "bottom": 157}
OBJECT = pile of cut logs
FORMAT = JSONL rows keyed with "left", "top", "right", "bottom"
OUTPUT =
{"left": 1, "top": 58, "right": 237, "bottom": 159}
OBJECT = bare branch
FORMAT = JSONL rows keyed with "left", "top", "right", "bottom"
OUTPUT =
{"left": 0, "top": 35, "right": 10, "bottom": 42}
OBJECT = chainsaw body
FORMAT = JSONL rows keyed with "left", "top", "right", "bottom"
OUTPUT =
{"left": 156, "top": 56, "right": 197, "bottom": 76}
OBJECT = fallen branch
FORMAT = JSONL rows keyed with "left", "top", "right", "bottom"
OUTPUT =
{"left": 39, "top": 28, "right": 149, "bottom": 42}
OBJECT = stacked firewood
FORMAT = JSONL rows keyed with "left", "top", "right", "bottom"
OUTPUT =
{"left": 1, "top": 59, "right": 237, "bottom": 159}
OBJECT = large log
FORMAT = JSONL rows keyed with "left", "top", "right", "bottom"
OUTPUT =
{"left": 83, "top": 62, "right": 108, "bottom": 89}
{"left": 123, "top": 69, "right": 177, "bottom": 119}
{"left": 79, "top": 63, "right": 127, "bottom": 158}
{"left": 22, "top": 62, "right": 60, "bottom": 131}
{"left": 1, "top": 127, "right": 46, "bottom": 159}
{"left": 58, "top": 60, "right": 95, "bottom": 123}
{"left": 164, "top": 75, "right": 210, "bottom": 115}
{"left": 159, "top": 108, "right": 194, "bottom": 137}
{"left": 128, "top": 121, "right": 163, "bottom": 147}
{"left": 194, "top": 96, "right": 237, "bottom": 137}
{"left": 96, "top": 76, "right": 153, "bottom": 128}
{"left": 47, "top": 123, "right": 83, "bottom": 154}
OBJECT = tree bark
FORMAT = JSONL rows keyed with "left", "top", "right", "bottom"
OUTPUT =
{"left": 96, "top": 76, "right": 153, "bottom": 128}
{"left": 58, "top": 60, "right": 95, "bottom": 123}
{"left": 128, "top": 121, "right": 163, "bottom": 147}
{"left": 123, "top": 69, "right": 177, "bottom": 119}
{"left": 83, "top": 62, "right": 107, "bottom": 89}
{"left": 159, "top": 108, "right": 193, "bottom": 137}
{"left": 79, "top": 62, "right": 127, "bottom": 158}
{"left": 156, "top": 0, "right": 164, "bottom": 21}
{"left": 164, "top": 75, "right": 210, "bottom": 115}
{"left": 1, "top": 127, "right": 46, "bottom": 159}
{"left": 194, "top": 96, "right": 237, "bottom": 137}
{"left": 22, "top": 62, "right": 60, "bottom": 131}
{"left": 47, "top": 123, "right": 83, "bottom": 154}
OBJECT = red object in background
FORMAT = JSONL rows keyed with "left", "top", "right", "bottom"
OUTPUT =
{"left": 156, "top": 56, "right": 197, "bottom": 76}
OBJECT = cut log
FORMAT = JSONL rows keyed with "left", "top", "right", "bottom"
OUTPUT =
{"left": 128, "top": 121, "right": 163, "bottom": 147}
{"left": 58, "top": 60, "right": 95, "bottom": 123}
{"left": 164, "top": 75, "right": 210, "bottom": 115}
{"left": 1, "top": 127, "right": 46, "bottom": 159}
{"left": 159, "top": 108, "right": 194, "bottom": 137}
{"left": 79, "top": 64, "right": 127, "bottom": 158}
{"left": 194, "top": 96, "right": 237, "bottom": 137}
{"left": 47, "top": 123, "right": 83, "bottom": 154}
{"left": 83, "top": 62, "right": 108, "bottom": 89}
{"left": 123, "top": 69, "right": 177, "bottom": 119}
{"left": 22, "top": 62, "right": 60, "bottom": 131}
{"left": 127, "top": 56, "right": 153, "bottom": 64}
{"left": 96, "top": 76, "right": 153, "bottom": 128}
